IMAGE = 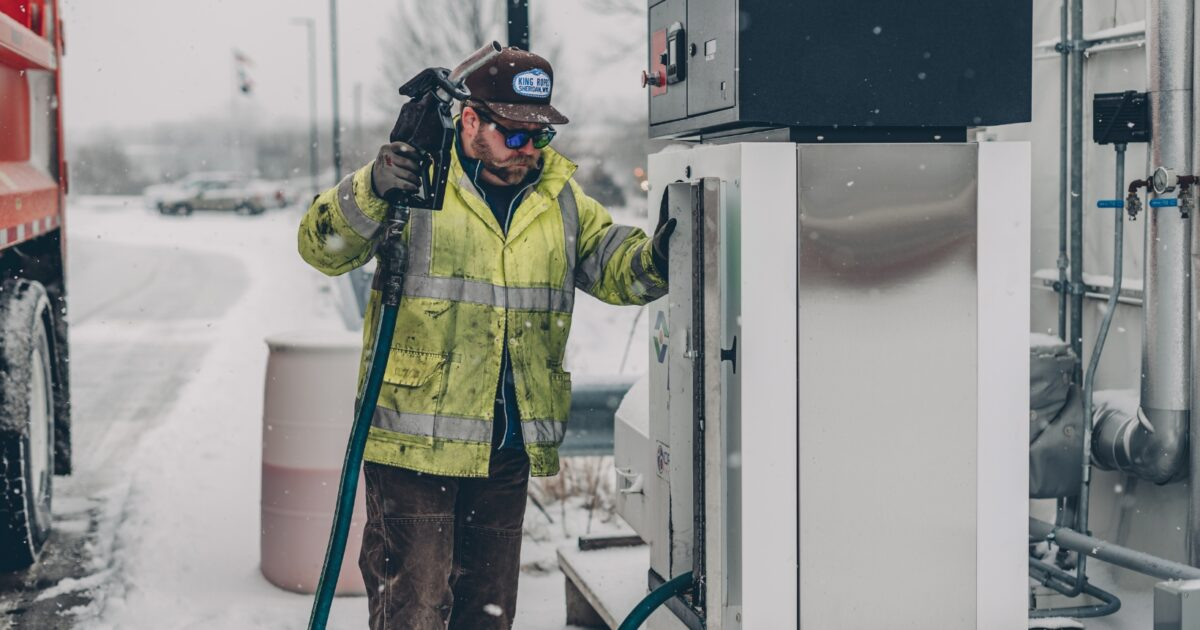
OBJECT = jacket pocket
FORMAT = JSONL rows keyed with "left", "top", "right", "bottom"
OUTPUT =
{"left": 549, "top": 370, "right": 572, "bottom": 421}
{"left": 380, "top": 350, "right": 448, "bottom": 437}
{"left": 384, "top": 349, "right": 445, "bottom": 387}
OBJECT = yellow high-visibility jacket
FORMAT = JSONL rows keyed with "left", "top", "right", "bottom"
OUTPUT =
{"left": 298, "top": 144, "right": 666, "bottom": 477}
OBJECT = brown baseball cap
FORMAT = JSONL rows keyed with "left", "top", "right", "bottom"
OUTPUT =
{"left": 462, "top": 47, "right": 569, "bottom": 125}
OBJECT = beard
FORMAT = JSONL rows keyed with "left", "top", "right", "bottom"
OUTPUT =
{"left": 471, "top": 131, "right": 539, "bottom": 186}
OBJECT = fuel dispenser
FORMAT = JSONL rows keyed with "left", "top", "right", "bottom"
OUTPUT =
{"left": 565, "top": 2, "right": 1037, "bottom": 629}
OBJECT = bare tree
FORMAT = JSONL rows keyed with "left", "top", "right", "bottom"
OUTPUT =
{"left": 374, "top": 0, "right": 504, "bottom": 118}
{"left": 367, "top": 0, "right": 654, "bottom": 210}
{"left": 578, "top": 0, "right": 644, "bottom": 66}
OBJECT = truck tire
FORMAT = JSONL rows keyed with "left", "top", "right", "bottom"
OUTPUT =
{"left": 0, "top": 280, "right": 56, "bottom": 571}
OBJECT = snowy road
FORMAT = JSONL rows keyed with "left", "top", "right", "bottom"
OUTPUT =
{"left": 0, "top": 198, "right": 371, "bottom": 628}
{"left": 1, "top": 208, "right": 250, "bottom": 628}
{"left": 0, "top": 196, "right": 645, "bottom": 629}
{"left": 68, "top": 239, "right": 247, "bottom": 485}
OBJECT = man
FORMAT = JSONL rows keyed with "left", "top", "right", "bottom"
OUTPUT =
{"left": 297, "top": 47, "right": 674, "bottom": 629}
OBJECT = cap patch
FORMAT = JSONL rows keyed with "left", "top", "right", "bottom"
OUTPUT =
{"left": 512, "top": 69, "right": 551, "bottom": 99}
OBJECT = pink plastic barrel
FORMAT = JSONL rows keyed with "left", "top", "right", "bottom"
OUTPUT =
{"left": 261, "top": 330, "right": 367, "bottom": 595}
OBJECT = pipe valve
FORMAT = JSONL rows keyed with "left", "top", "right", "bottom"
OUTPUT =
{"left": 1126, "top": 178, "right": 1150, "bottom": 221}
{"left": 1123, "top": 190, "right": 1142, "bottom": 219}
{"left": 1178, "top": 176, "right": 1198, "bottom": 219}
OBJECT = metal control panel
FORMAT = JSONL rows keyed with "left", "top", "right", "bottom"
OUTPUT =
{"left": 646, "top": 0, "right": 1033, "bottom": 139}
{"left": 648, "top": 0, "right": 687, "bottom": 124}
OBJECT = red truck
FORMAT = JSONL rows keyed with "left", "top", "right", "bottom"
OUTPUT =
{"left": 0, "top": 0, "right": 70, "bottom": 571}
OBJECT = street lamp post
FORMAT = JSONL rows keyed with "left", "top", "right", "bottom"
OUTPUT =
{"left": 291, "top": 17, "right": 319, "bottom": 199}
{"left": 329, "top": 0, "right": 342, "bottom": 184}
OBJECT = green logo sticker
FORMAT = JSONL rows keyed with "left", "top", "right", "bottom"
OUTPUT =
{"left": 653, "top": 310, "right": 669, "bottom": 363}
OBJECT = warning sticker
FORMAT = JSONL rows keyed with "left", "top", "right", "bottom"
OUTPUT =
{"left": 656, "top": 441, "right": 670, "bottom": 480}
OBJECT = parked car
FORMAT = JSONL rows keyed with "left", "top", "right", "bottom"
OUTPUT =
{"left": 143, "top": 172, "right": 236, "bottom": 210}
{"left": 145, "top": 173, "right": 268, "bottom": 216}
{"left": 247, "top": 179, "right": 295, "bottom": 209}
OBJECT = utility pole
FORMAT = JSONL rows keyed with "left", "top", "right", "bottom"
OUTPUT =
{"left": 228, "top": 53, "right": 239, "bottom": 173}
{"left": 291, "top": 17, "right": 319, "bottom": 198}
{"left": 329, "top": 0, "right": 342, "bottom": 184}
{"left": 508, "top": 0, "right": 529, "bottom": 50}
{"left": 354, "top": 82, "right": 363, "bottom": 165}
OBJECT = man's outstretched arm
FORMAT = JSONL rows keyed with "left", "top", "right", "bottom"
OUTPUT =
{"left": 298, "top": 142, "right": 422, "bottom": 276}
{"left": 574, "top": 180, "right": 671, "bottom": 305}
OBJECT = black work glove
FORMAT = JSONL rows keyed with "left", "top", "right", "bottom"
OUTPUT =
{"left": 651, "top": 190, "right": 676, "bottom": 279}
{"left": 371, "top": 141, "right": 423, "bottom": 200}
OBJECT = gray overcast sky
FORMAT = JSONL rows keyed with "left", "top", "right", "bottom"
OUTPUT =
{"left": 59, "top": 0, "right": 645, "bottom": 136}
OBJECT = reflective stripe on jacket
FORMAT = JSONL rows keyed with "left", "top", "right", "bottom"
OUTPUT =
{"left": 298, "top": 144, "right": 666, "bottom": 477}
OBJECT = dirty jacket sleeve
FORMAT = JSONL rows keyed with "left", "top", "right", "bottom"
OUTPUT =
{"left": 572, "top": 180, "right": 669, "bottom": 305}
{"left": 298, "top": 163, "right": 389, "bottom": 276}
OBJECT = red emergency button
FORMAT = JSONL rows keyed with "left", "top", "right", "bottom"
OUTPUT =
{"left": 641, "top": 69, "right": 666, "bottom": 89}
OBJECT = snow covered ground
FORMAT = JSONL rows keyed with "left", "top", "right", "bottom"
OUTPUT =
{"left": 28, "top": 195, "right": 652, "bottom": 629}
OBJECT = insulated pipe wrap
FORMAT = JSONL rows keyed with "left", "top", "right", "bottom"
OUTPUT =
{"left": 1141, "top": 0, "right": 1192, "bottom": 472}
{"left": 1091, "top": 398, "right": 1187, "bottom": 485}
{"left": 1149, "top": 0, "right": 1194, "bottom": 92}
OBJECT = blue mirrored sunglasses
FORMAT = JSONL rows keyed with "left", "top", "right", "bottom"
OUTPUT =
{"left": 476, "top": 110, "right": 557, "bottom": 150}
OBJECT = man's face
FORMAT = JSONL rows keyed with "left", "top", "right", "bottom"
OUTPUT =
{"left": 462, "top": 106, "right": 546, "bottom": 186}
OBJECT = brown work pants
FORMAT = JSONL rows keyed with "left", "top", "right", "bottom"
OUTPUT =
{"left": 358, "top": 448, "right": 530, "bottom": 630}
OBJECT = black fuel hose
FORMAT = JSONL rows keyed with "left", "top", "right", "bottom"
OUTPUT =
{"left": 618, "top": 571, "right": 694, "bottom": 630}
{"left": 308, "top": 203, "right": 411, "bottom": 630}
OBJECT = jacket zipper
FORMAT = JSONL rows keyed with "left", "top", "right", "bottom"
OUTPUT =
{"left": 497, "top": 177, "right": 536, "bottom": 449}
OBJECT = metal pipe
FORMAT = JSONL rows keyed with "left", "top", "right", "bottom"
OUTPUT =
{"left": 1189, "top": 0, "right": 1200, "bottom": 568}
{"left": 290, "top": 17, "right": 319, "bottom": 199}
{"left": 307, "top": 21, "right": 319, "bottom": 199}
{"left": 1069, "top": 0, "right": 1084, "bottom": 382}
{"left": 1091, "top": 394, "right": 1188, "bottom": 483}
{"left": 1029, "top": 559, "right": 1122, "bottom": 619}
{"left": 1052, "top": 144, "right": 1131, "bottom": 598}
{"left": 1032, "top": 560, "right": 1097, "bottom": 599}
{"left": 1140, "top": 0, "right": 1193, "bottom": 485}
{"left": 1031, "top": 518, "right": 1200, "bottom": 581}
{"left": 1056, "top": 0, "right": 1069, "bottom": 343}
{"left": 1064, "top": 143, "right": 1128, "bottom": 596}
{"left": 1051, "top": 0, "right": 1085, "bottom": 562}
{"left": 1034, "top": 20, "right": 1147, "bottom": 59}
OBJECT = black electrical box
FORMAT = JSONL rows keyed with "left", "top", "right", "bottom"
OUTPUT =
{"left": 1093, "top": 91, "right": 1151, "bottom": 145}
{"left": 646, "top": 0, "right": 1033, "bottom": 141}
